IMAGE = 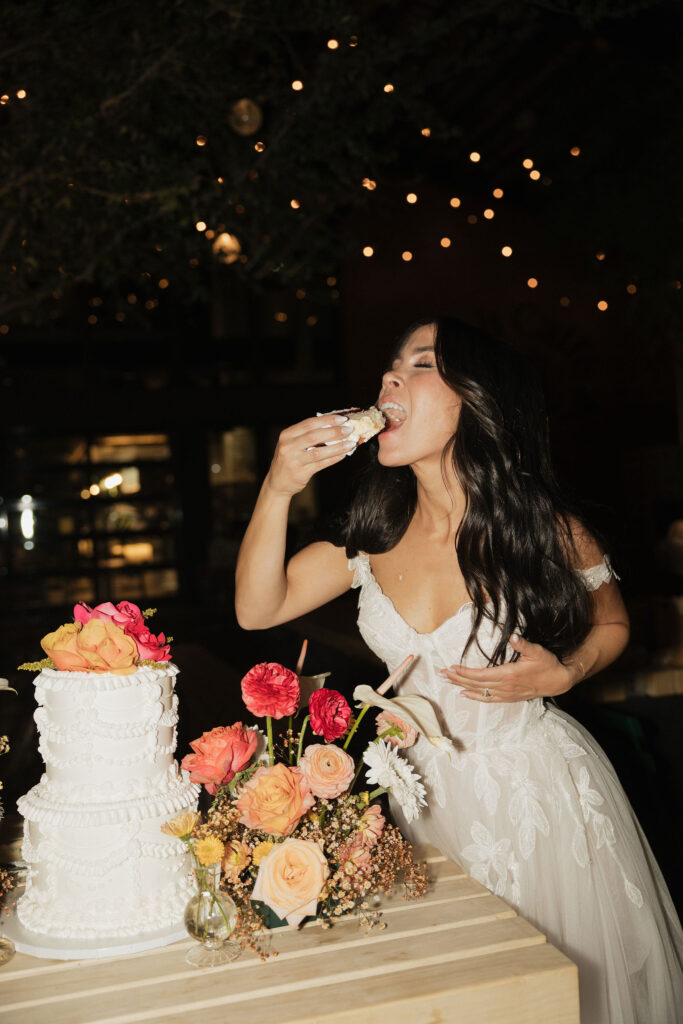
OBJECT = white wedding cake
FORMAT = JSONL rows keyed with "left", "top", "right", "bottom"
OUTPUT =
{"left": 17, "top": 663, "right": 200, "bottom": 940}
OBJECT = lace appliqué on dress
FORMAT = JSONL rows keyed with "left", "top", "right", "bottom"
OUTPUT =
{"left": 577, "top": 553, "right": 621, "bottom": 591}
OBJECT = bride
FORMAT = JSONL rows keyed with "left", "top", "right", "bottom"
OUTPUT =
{"left": 235, "top": 316, "right": 683, "bottom": 1023}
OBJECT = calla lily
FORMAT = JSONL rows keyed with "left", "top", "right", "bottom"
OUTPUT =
{"left": 352, "top": 685, "right": 456, "bottom": 757}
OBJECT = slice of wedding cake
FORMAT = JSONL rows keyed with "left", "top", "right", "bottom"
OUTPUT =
{"left": 16, "top": 603, "right": 199, "bottom": 941}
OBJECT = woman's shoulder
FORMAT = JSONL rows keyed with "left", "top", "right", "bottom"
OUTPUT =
{"left": 558, "top": 513, "right": 606, "bottom": 570}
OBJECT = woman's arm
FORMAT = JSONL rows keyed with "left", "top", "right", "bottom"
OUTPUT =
{"left": 235, "top": 413, "right": 356, "bottom": 630}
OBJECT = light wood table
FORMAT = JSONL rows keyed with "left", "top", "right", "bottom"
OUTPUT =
{"left": 0, "top": 847, "right": 579, "bottom": 1024}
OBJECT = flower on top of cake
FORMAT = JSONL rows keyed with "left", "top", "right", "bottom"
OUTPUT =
{"left": 17, "top": 601, "right": 173, "bottom": 675}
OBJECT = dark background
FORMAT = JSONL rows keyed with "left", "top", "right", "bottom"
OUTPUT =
{"left": 0, "top": 0, "right": 682, "bottom": 913}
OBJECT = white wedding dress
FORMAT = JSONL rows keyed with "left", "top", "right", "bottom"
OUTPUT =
{"left": 349, "top": 550, "right": 683, "bottom": 1024}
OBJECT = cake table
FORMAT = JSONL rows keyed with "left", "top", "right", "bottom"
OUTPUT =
{"left": 0, "top": 846, "right": 580, "bottom": 1024}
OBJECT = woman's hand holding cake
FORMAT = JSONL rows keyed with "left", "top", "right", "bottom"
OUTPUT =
{"left": 265, "top": 413, "right": 357, "bottom": 497}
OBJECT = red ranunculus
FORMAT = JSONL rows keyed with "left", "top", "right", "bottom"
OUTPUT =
{"left": 132, "top": 627, "right": 171, "bottom": 662}
{"left": 308, "top": 688, "right": 351, "bottom": 742}
{"left": 181, "top": 723, "right": 259, "bottom": 795}
{"left": 241, "top": 662, "right": 300, "bottom": 720}
{"left": 74, "top": 600, "right": 145, "bottom": 636}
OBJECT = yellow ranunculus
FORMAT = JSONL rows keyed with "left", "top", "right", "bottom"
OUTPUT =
{"left": 252, "top": 840, "right": 274, "bottom": 866}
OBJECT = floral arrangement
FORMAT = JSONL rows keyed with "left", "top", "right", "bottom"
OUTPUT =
{"left": 0, "top": 678, "right": 16, "bottom": 910}
{"left": 163, "top": 647, "right": 456, "bottom": 958}
{"left": 17, "top": 601, "right": 173, "bottom": 674}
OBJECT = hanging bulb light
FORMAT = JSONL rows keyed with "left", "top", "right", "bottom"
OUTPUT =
{"left": 228, "top": 98, "right": 263, "bottom": 137}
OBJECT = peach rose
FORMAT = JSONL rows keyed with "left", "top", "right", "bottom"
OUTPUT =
{"left": 252, "top": 838, "right": 329, "bottom": 926}
{"left": 235, "top": 763, "right": 314, "bottom": 837}
{"left": 376, "top": 710, "right": 418, "bottom": 749}
{"left": 41, "top": 620, "right": 138, "bottom": 674}
{"left": 298, "top": 743, "right": 355, "bottom": 799}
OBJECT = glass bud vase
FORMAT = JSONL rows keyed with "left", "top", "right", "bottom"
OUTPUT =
{"left": 184, "top": 859, "right": 240, "bottom": 967}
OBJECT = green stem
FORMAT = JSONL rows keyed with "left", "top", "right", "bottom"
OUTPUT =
{"left": 267, "top": 716, "right": 274, "bottom": 766}
{"left": 343, "top": 704, "right": 369, "bottom": 750}
{"left": 287, "top": 715, "right": 293, "bottom": 764}
{"left": 368, "top": 786, "right": 388, "bottom": 800}
{"left": 350, "top": 756, "right": 365, "bottom": 791}
{"left": 296, "top": 715, "right": 309, "bottom": 763}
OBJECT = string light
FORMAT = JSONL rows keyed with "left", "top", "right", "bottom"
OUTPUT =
{"left": 560, "top": 297, "right": 571, "bottom": 307}
{"left": 326, "top": 276, "right": 337, "bottom": 286}
{"left": 115, "top": 312, "right": 126, "bottom": 322}
{"left": 362, "top": 178, "right": 376, "bottom": 190}
{"left": 626, "top": 284, "right": 637, "bottom": 294}
{"left": 501, "top": 246, "right": 513, "bottom": 257}
{"left": 16, "top": 89, "right": 27, "bottom": 99}
{"left": 492, "top": 188, "right": 504, "bottom": 198}
{"left": 89, "top": 484, "right": 100, "bottom": 496}
{"left": 363, "top": 246, "right": 374, "bottom": 257}
{"left": 196, "top": 135, "right": 207, "bottom": 146}
{"left": 0, "top": 325, "right": 9, "bottom": 335}
{"left": 274, "top": 312, "right": 288, "bottom": 322}
{"left": 217, "top": 176, "right": 224, "bottom": 184}
{"left": 205, "top": 229, "right": 215, "bottom": 239}
{"left": 469, "top": 152, "right": 481, "bottom": 162}
{"left": 483, "top": 208, "right": 494, "bottom": 219}
{"left": 306, "top": 315, "right": 318, "bottom": 326}
{"left": 597, "top": 300, "right": 608, "bottom": 310}
{"left": 158, "top": 279, "right": 169, "bottom": 289}
{"left": 401, "top": 251, "right": 413, "bottom": 262}
{"left": 0, "top": 95, "right": 9, "bottom": 105}
{"left": 406, "top": 193, "right": 417, "bottom": 204}
{"left": 296, "top": 288, "right": 306, "bottom": 299}
{"left": 87, "top": 314, "right": 97, "bottom": 324}
{"left": 195, "top": 221, "right": 207, "bottom": 232}
{"left": 523, "top": 158, "right": 534, "bottom": 169}
{"left": 595, "top": 252, "right": 606, "bottom": 261}
{"left": 290, "top": 199, "right": 301, "bottom": 209}
{"left": 127, "top": 293, "right": 137, "bottom": 304}
{"left": 467, "top": 214, "right": 478, "bottom": 224}
{"left": 383, "top": 83, "right": 394, "bottom": 93}
{"left": 291, "top": 80, "right": 303, "bottom": 91}
{"left": 527, "top": 278, "right": 538, "bottom": 288}
{"left": 327, "top": 39, "right": 339, "bottom": 49}
{"left": 529, "top": 170, "right": 541, "bottom": 180}
{"left": 254, "top": 141, "right": 265, "bottom": 152}
{"left": 349, "top": 36, "right": 358, "bottom": 47}
{"left": 421, "top": 128, "right": 431, "bottom": 137}
{"left": 570, "top": 146, "right": 581, "bottom": 156}
{"left": 449, "top": 197, "right": 461, "bottom": 208}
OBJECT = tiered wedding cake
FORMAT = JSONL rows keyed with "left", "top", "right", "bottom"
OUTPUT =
{"left": 16, "top": 606, "right": 199, "bottom": 942}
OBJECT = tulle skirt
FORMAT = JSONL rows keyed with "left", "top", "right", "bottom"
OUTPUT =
{"left": 390, "top": 703, "right": 683, "bottom": 1024}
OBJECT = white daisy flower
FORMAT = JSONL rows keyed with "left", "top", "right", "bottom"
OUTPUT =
{"left": 363, "top": 740, "right": 427, "bottom": 823}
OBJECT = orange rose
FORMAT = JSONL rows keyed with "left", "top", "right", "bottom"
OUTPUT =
{"left": 41, "top": 619, "right": 138, "bottom": 675}
{"left": 252, "top": 838, "right": 329, "bottom": 926}
{"left": 235, "top": 763, "right": 314, "bottom": 837}
{"left": 298, "top": 743, "right": 355, "bottom": 799}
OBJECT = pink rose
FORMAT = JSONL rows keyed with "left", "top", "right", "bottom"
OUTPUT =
{"left": 235, "top": 763, "right": 314, "bottom": 836}
{"left": 252, "top": 838, "right": 329, "bottom": 926}
{"left": 181, "top": 723, "right": 259, "bottom": 795}
{"left": 298, "top": 743, "right": 355, "bottom": 799}
{"left": 357, "top": 804, "right": 386, "bottom": 847}
{"left": 74, "top": 600, "right": 145, "bottom": 635}
{"left": 375, "top": 710, "right": 418, "bottom": 749}
{"left": 308, "top": 689, "right": 351, "bottom": 742}
{"left": 133, "top": 627, "right": 171, "bottom": 662}
{"left": 241, "top": 662, "right": 300, "bottom": 720}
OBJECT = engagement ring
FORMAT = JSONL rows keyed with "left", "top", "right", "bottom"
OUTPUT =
{"left": 483, "top": 687, "right": 492, "bottom": 699}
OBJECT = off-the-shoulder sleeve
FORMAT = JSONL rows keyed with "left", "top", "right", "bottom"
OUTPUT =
{"left": 347, "top": 551, "right": 372, "bottom": 590}
{"left": 576, "top": 553, "right": 621, "bottom": 591}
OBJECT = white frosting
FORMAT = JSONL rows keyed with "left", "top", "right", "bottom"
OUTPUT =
{"left": 17, "top": 663, "right": 200, "bottom": 939}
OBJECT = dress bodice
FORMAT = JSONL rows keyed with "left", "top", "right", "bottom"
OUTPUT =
{"left": 348, "top": 550, "right": 620, "bottom": 748}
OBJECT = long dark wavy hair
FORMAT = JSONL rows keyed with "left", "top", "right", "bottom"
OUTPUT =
{"left": 340, "top": 315, "right": 610, "bottom": 669}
